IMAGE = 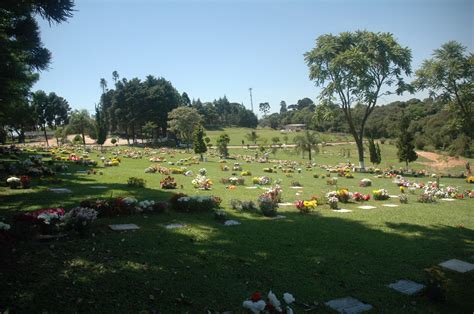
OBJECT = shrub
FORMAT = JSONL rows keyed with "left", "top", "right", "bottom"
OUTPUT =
{"left": 127, "top": 177, "right": 146, "bottom": 188}
{"left": 230, "top": 199, "right": 257, "bottom": 212}
{"left": 160, "top": 176, "right": 177, "bottom": 189}
{"left": 173, "top": 195, "right": 221, "bottom": 212}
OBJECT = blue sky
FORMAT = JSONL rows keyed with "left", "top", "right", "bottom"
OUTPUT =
{"left": 34, "top": 0, "right": 473, "bottom": 114}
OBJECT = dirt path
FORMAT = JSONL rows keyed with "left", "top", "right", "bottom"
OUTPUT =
{"left": 416, "top": 150, "right": 467, "bottom": 169}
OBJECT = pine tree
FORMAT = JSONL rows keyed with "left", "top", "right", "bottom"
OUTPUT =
{"left": 375, "top": 143, "right": 382, "bottom": 165}
{"left": 216, "top": 133, "right": 230, "bottom": 158}
{"left": 368, "top": 137, "right": 378, "bottom": 165}
{"left": 193, "top": 124, "right": 207, "bottom": 161}
{"left": 95, "top": 104, "right": 108, "bottom": 151}
{"left": 396, "top": 115, "right": 418, "bottom": 169}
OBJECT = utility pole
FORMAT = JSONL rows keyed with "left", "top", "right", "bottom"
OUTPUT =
{"left": 249, "top": 88, "right": 254, "bottom": 113}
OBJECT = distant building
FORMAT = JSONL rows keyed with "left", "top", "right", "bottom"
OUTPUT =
{"left": 284, "top": 124, "right": 306, "bottom": 131}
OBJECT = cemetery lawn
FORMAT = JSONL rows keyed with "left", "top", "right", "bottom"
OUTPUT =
{"left": 1, "top": 144, "right": 473, "bottom": 313}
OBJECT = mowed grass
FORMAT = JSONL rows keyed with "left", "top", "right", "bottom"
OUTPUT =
{"left": 1, "top": 143, "right": 473, "bottom": 313}
{"left": 205, "top": 127, "right": 354, "bottom": 146}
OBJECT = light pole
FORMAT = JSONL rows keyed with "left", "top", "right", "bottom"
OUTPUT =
{"left": 249, "top": 87, "right": 254, "bottom": 113}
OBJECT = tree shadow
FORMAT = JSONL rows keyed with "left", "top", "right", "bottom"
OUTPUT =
{"left": 1, "top": 210, "right": 473, "bottom": 313}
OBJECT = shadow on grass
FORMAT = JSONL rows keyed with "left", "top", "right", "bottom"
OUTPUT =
{"left": 1, "top": 210, "right": 473, "bottom": 313}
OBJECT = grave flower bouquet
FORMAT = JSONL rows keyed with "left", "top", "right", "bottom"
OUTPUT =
{"left": 359, "top": 178, "right": 372, "bottom": 187}
{"left": 295, "top": 199, "right": 317, "bottom": 214}
{"left": 352, "top": 191, "right": 370, "bottom": 202}
{"left": 373, "top": 189, "right": 390, "bottom": 200}
{"left": 327, "top": 195, "right": 339, "bottom": 209}
{"left": 6, "top": 176, "right": 21, "bottom": 189}
{"left": 221, "top": 176, "right": 245, "bottom": 185}
{"left": 241, "top": 170, "right": 252, "bottom": 176}
{"left": 257, "top": 186, "right": 282, "bottom": 217}
{"left": 61, "top": 207, "right": 98, "bottom": 234}
{"left": 242, "top": 291, "right": 295, "bottom": 313}
{"left": 191, "top": 175, "right": 213, "bottom": 190}
{"left": 252, "top": 176, "right": 272, "bottom": 185}
{"left": 160, "top": 176, "right": 177, "bottom": 189}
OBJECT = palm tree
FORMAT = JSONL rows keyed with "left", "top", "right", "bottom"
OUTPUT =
{"left": 294, "top": 130, "right": 320, "bottom": 161}
{"left": 100, "top": 78, "right": 108, "bottom": 94}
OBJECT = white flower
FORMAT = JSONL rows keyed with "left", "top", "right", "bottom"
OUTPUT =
{"left": 286, "top": 306, "right": 294, "bottom": 314}
{"left": 283, "top": 292, "right": 295, "bottom": 304}
{"left": 242, "top": 300, "right": 266, "bottom": 313}
{"left": 267, "top": 291, "right": 282, "bottom": 312}
{"left": 6, "top": 177, "right": 20, "bottom": 183}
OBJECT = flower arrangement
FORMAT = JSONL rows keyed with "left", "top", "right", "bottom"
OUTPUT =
{"left": 144, "top": 166, "right": 157, "bottom": 173}
{"left": 373, "top": 189, "right": 390, "bottom": 200}
{"left": 352, "top": 192, "right": 370, "bottom": 202}
{"left": 221, "top": 165, "right": 229, "bottom": 171}
{"left": 0, "top": 222, "right": 11, "bottom": 231}
{"left": 160, "top": 176, "right": 177, "bottom": 189}
{"left": 399, "top": 194, "right": 408, "bottom": 204}
{"left": 345, "top": 172, "right": 354, "bottom": 178}
{"left": 221, "top": 176, "right": 245, "bottom": 185}
{"left": 241, "top": 170, "right": 252, "bottom": 176}
{"left": 242, "top": 291, "right": 295, "bottom": 314}
{"left": 61, "top": 207, "right": 98, "bottom": 234}
{"left": 213, "top": 209, "right": 227, "bottom": 222}
{"left": 127, "top": 177, "right": 146, "bottom": 188}
{"left": 16, "top": 207, "right": 65, "bottom": 234}
{"left": 336, "top": 188, "right": 351, "bottom": 203}
{"left": 252, "top": 176, "right": 272, "bottom": 185}
{"left": 466, "top": 176, "right": 474, "bottom": 183}
{"left": 6, "top": 176, "right": 21, "bottom": 189}
{"left": 263, "top": 167, "right": 274, "bottom": 173}
{"left": 326, "top": 177, "right": 338, "bottom": 186}
{"left": 359, "top": 178, "right": 372, "bottom": 187}
{"left": 233, "top": 163, "right": 242, "bottom": 171}
{"left": 328, "top": 196, "right": 339, "bottom": 209}
{"left": 191, "top": 175, "right": 213, "bottom": 190}
{"left": 418, "top": 192, "right": 437, "bottom": 203}
{"left": 105, "top": 158, "right": 120, "bottom": 166}
{"left": 20, "top": 175, "right": 31, "bottom": 188}
{"left": 170, "top": 167, "right": 186, "bottom": 174}
{"left": 290, "top": 181, "right": 302, "bottom": 187}
{"left": 198, "top": 168, "right": 207, "bottom": 175}
{"left": 467, "top": 190, "right": 474, "bottom": 198}
{"left": 257, "top": 186, "right": 282, "bottom": 217}
{"left": 295, "top": 199, "right": 317, "bottom": 214}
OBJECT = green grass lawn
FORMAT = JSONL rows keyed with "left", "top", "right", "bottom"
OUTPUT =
{"left": 205, "top": 127, "right": 354, "bottom": 146}
{"left": 1, "top": 143, "right": 473, "bottom": 313}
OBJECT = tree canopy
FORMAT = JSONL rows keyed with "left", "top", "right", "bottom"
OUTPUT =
{"left": 305, "top": 31, "right": 412, "bottom": 169}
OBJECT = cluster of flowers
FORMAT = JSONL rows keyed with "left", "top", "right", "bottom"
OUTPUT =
{"left": 326, "top": 177, "right": 338, "bottom": 186}
{"left": 171, "top": 194, "right": 222, "bottom": 212}
{"left": 104, "top": 158, "right": 120, "bottom": 166}
{"left": 295, "top": 199, "right": 317, "bottom": 214}
{"left": 252, "top": 176, "right": 272, "bottom": 185}
{"left": 258, "top": 186, "right": 282, "bottom": 217}
{"left": 243, "top": 291, "right": 295, "bottom": 314}
{"left": 326, "top": 189, "right": 351, "bottom": 203}
{"left": 160, "top": 176, "right": 177, "bottom": 189}
{"left": 393, "top": 175, "right": 425, "bottom": 189}
{"left": 373, "top": 189, "right": 390, "bottom": 200}
{"left": 221, "top": 176, "right": 245, "bottom": 186}
{"left": 79, "top": 197, "right": 168, "bottom": 216}
{"left": 233, "top": 163, "right": 243, "bottom": 171}
{"left": 241, "top": 170, "right": 252, "bottom": 176}
{"left": 230, "top": 199, "right": 258, "bottom": 212}
{"left": 263, "top": 168, "right": 275, "bottom": 173}
{"left": 191, "top": 175, "right": 213, "bottom": 190}
{"left": 418, "top": 184, "right": 461, "bottom": 202}
{"left": 6, "top": 175, "right": 31, "bottom": 189}
{"left": 352, "top": 192, "right": 371, "bottom": 202}
{"left": 18, "top": 208, "right": 66, "bottom": 225}
{"left": 61, "top": 207, "right": 98, "bottom": 233}
{"left": 359, "top": 178, "right": 372, "bottom": 187}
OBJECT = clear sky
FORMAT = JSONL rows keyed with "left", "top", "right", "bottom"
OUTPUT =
{"left": 34, "top": 0, "right": 473, "bottom": 114}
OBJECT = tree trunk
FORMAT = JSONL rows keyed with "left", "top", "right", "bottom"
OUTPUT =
{"left": 356, "top": 139, "right": 365, "bottom": 171}
{"left": 200, "top": 153, "right": 203, "bottom": 161}
{"left": 81, "top": 129, "right": 86, "bottom": 147}
{"left": 43, "top": 127, "right": 49, "bottom": 147}
{"left": 308, "top": 146, "right": 312, "bottom": 161}
{"left": 18, "top": 129, "right": 25, "bottom": 144}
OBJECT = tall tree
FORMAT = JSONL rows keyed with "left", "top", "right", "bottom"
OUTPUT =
{"left": 68, "top": 110, "right": 94, "bottom": 147}
{"left": 95, "top": 103, "right": 108, "bottom": 150}
{"left": 305, "top": 31, "right": 412, "bottom": 170}
{"left": 259, "top": 102, "right": 270, "bottom": 117}
{"left": 245, "top": 130, "right": 259, "bottom": 145}
{"left": 0, "top": 0, "right": 74, "bottom": 127}
{"left": 396, "top": 115, "right": 418, "bottom": 169}
{"left": 216, "top": 133, "right": 230, "bottom": 158}
{"left": 280, "top": 101, "right": 287, "bottom": 114}
{"left": 294, "top": 130, "right": 320, "bottom": 160}
{"left": 193, "top": 124, "right": 207, "bottom": 160}
{"left": 112, "top": 71, "right": 119, "bottom": 84}
{"left": 100, "top": 78, "right": 108, "bottom": 94}
{"left": 413, "top": 41, "right": 473, "bottom": 139}
{"left": 368, "top": 137, "right": 381, "bottom": 165}
{"left": 168, "top": 107, "right": 202, "bottom": 149}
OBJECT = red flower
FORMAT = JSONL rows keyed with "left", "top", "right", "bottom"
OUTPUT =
{"left": 251, "top": 292, "right": 262, "bottom": 302}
